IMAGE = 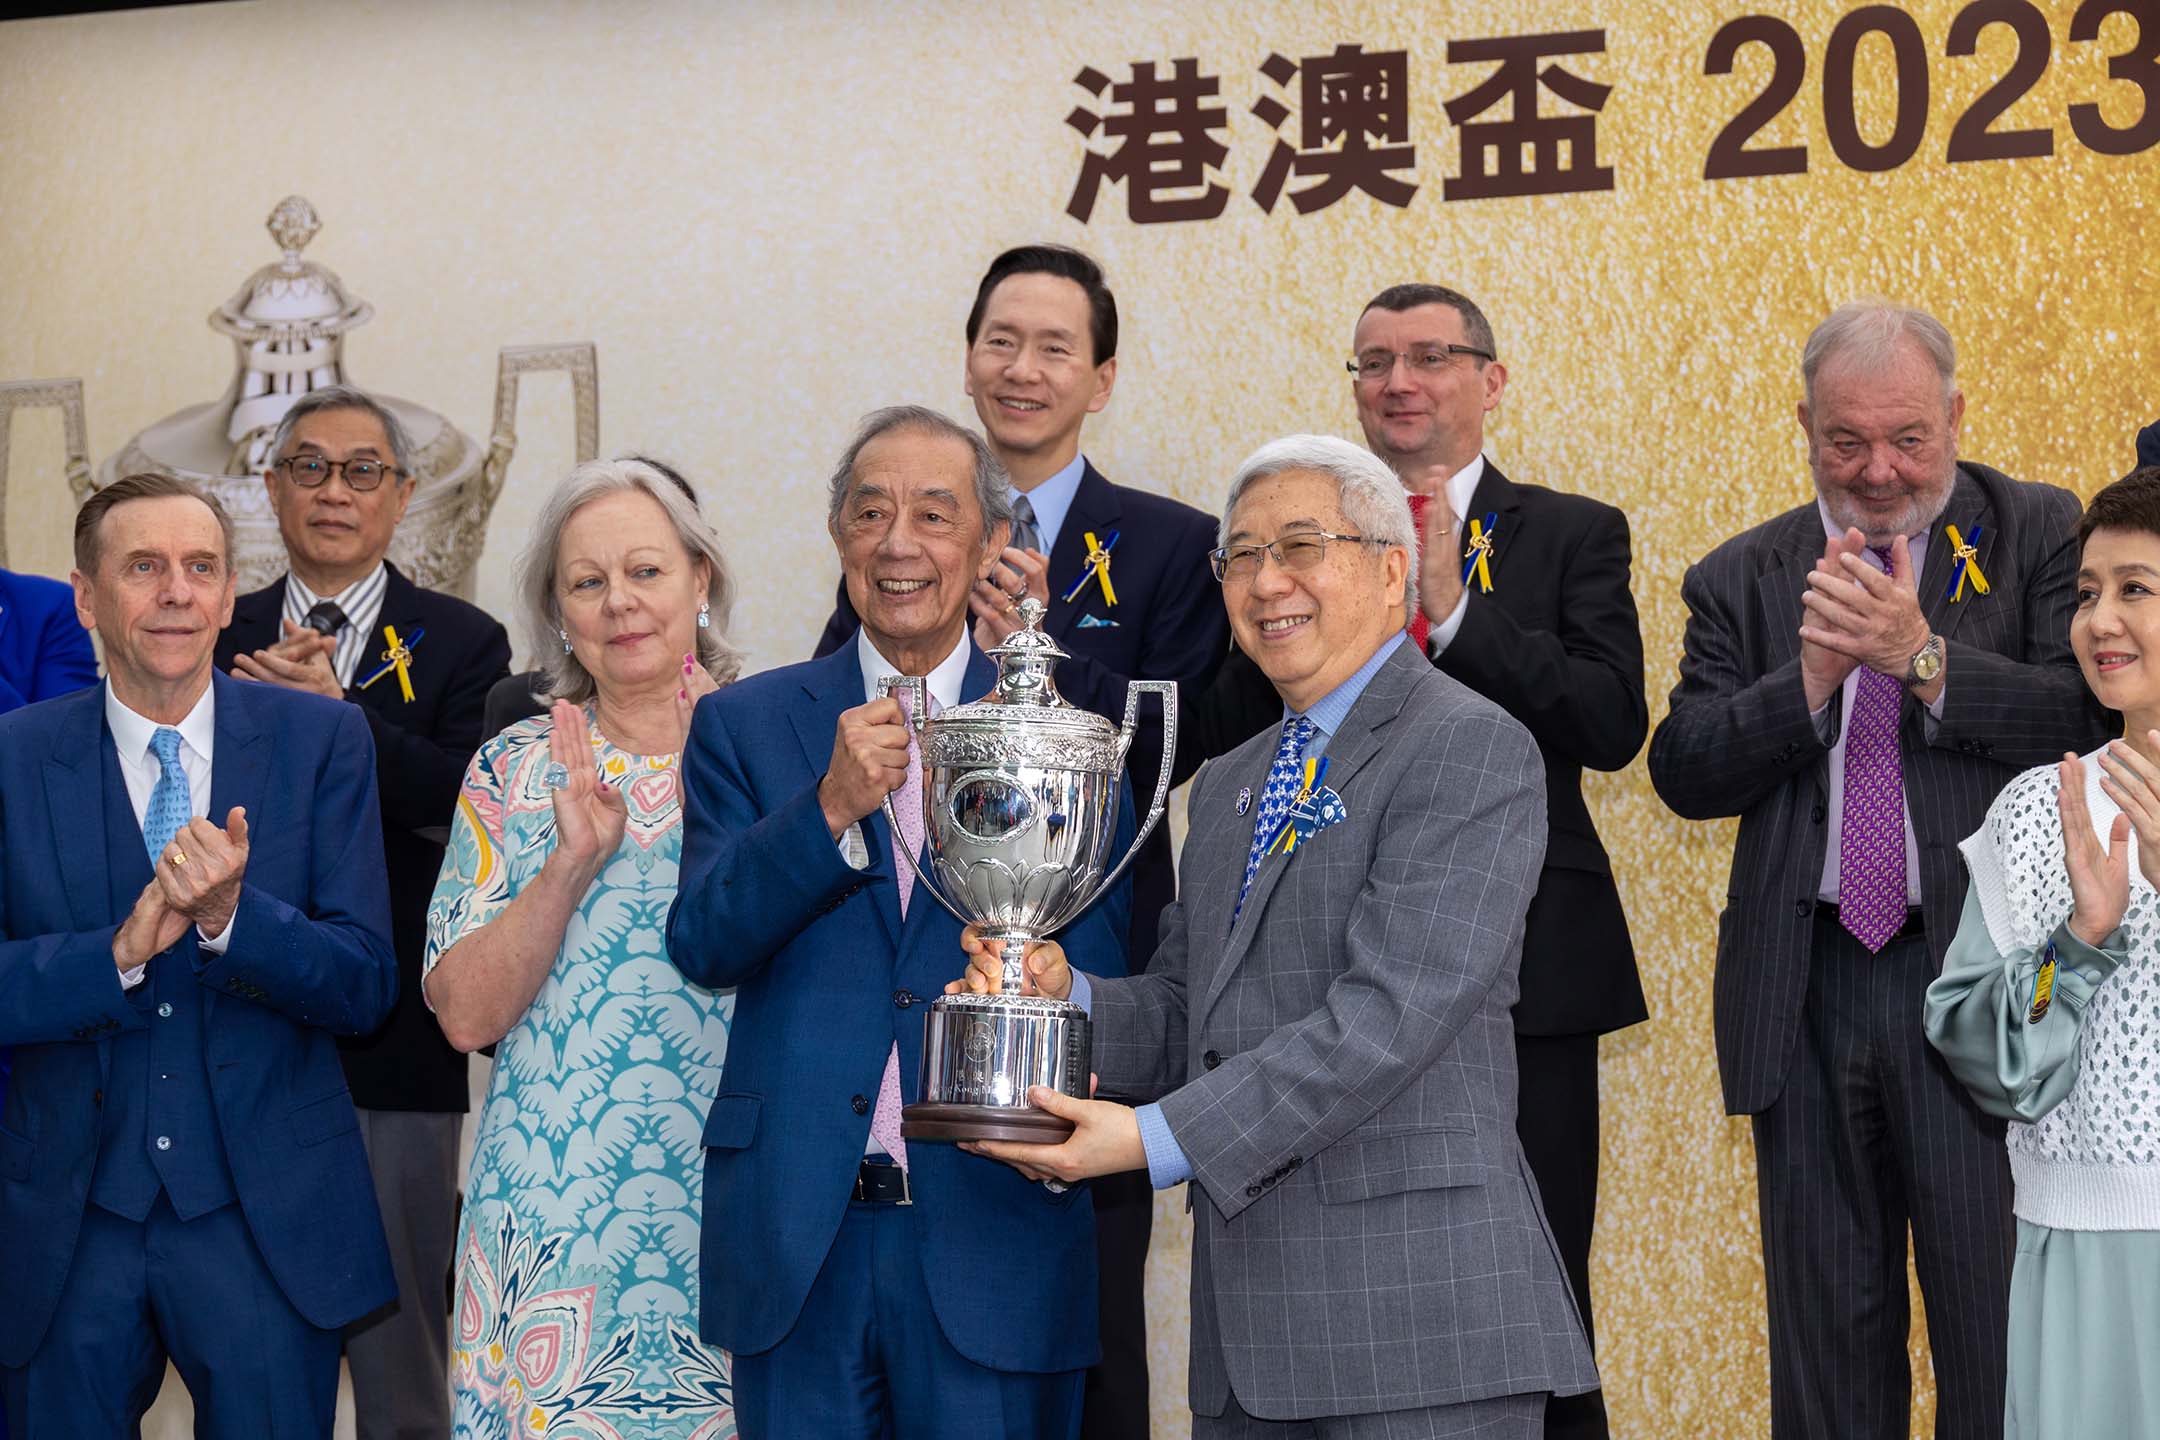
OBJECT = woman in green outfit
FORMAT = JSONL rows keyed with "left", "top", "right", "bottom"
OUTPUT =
{"left": 1926, "top": 466, "right": 2160, "bottom": 1440}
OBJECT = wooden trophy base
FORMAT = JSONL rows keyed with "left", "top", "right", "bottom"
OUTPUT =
{"left": 901, "top": 1101, "right": 1076, "bottom": 1144}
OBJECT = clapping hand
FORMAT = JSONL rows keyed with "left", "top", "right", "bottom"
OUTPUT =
{"left": 546, "top": 700, "right": 627, "bottom": 881}
{"left": 2096, "top": 735, "right": 2160, "bottom": 895}
{"left": 113, "top": 880, "right": 194, "bottom": 973}
{"left": 155, "top": 808, "right": 250, "bottom": 938}
{"left": 1416, "top": 488, "right": 1464, "bottom": 628}
{"left": 1799, "top": 529, "right": 1931, "bottom": 687}
{"left": 667, "top": 652, "right": 721, "bottom": 810}
{"left": 2060, "top": 753, "right": 2132, "bottom": 947}
{"left": 232, "top": 621, "right": 343, "bottom": 700}
{"left": 971, "top": 546, "right": 1051, "bottom": 648}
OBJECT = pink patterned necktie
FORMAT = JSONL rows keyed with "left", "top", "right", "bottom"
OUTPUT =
{"left": 1839, "top": 548, "right": 1908, "bottom": 952}
{"left": 869, "top": 689, "right": 927, "bottom": 1169}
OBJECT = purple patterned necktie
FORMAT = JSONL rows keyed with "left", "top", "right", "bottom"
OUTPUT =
{"left": 869, "top": 689, "right": 927, "bottom": 1171}
{"left": 1839, "top": 548, "right": 1908, "bottom": 952}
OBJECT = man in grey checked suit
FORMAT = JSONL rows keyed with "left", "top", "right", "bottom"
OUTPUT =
{"left": 961, "top": 435, "right": 1596, "bottom": 1438}
{"left": 1649, "top": 303, "right": 2112, "bottom": 1438}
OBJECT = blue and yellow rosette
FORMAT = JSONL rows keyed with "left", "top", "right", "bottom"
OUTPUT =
{"left": 1061, "top": 528, "right": 1120, "bottom": 606}
{"left": 357, "top": 624, "right": 423, "bottom": 701}
{"left": 1944, "top": 523, "right": 1989, "bottom": 602}
{"left": 1460, "top": 511, "right": 1498, "bottom": 593}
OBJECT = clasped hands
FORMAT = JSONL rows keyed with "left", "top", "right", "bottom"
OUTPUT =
{"left": 232, "top": 620, "right": 343, "bottom": 700}
{"left": 113, "top": 808, "right": 250, "bottom": 974}
{"left": 2061, "top": 737, "right": 2160, "bottom": 948}
{"left": 943, "top": 927, "right": 1148, "bottom": 1185}
{"left": 1798, "top": 527, "right": 1935, "bottom": 712}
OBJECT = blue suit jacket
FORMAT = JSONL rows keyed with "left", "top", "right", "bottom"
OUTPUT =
{"left": 0, "top": 671, "right": 398, "bottom": 1366}
{"left": 0, "top": 568, "right": 98, "bottom": 716}
{"left": 665, "top": 639, "right": 1133, "bottom": 1373}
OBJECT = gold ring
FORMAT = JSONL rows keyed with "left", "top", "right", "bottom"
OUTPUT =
{"left": 168, "top": 850, "right": 188, "bottom": 867}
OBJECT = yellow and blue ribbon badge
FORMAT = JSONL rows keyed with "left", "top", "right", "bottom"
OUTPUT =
{"left": 2028, "top": 940, "right": 2057, "bottom": 1024}
{"left": 1061, "top": 528, "right": 1121, "bottom": 607}
{"left": 1944, "top": 523, "right": 1990, "bottom": 603}
{"left": 1460, "top": 512, "right": 1499, "bottom": 593}
{"left": 358, "top": 624, "right": 423, "bottom": 702}
{"left": 1265, "top": 756, "right": 1347, "bottom": 857}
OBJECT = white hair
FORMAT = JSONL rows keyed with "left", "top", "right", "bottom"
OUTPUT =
{"left": 1802, "top": 301, "right": 1958, "bottom": 409}
{"left": 1220, "top": 434, "right": 1418, "bottom": 617}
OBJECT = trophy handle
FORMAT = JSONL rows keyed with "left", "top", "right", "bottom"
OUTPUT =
{"left": 1051, "top": 679, "right": 1179, "bottom": 932}
{"left": 478, "top": 341, "right": 601, "bottom": 514}
{"left": 0, "top": 378, "right": 93, "bottom": 568}
{"left": 871, "top": 675, "right": 980, "bottom": 934}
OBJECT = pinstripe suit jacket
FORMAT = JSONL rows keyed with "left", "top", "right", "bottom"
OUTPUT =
{"left": 1089, "top": 639, "right": 1597, "bottom": 1422}
{"left": 1648, "top": 462, "right": 2112, "bottom": 1116}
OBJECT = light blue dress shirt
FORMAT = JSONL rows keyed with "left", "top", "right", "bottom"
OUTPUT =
{"left": 1012, "top": 452, "right": 1087, "bottom": 557}
{"left": 1071, "top": 632, "right": 1409, "bottom": 1188}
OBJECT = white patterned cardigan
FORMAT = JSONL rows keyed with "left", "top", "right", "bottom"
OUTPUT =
{"left": 1930, "top": 747, "right": 2160, "bottom": 1231}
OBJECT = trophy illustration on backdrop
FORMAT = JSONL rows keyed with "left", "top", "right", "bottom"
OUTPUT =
{"left": 880, "top": 598, "right": 1175, "bottom": 1144}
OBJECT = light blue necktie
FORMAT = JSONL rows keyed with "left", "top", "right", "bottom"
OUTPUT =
{"left": 143, "top": 727, "right": 191, "bottom": 861}
{"left": 1235, "top": 715, "right": 1316, "bottom": 924}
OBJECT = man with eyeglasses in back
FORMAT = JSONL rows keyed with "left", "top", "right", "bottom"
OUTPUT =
{"left": 1187, "top": 285, "right": 1646, "bottom": 1440}
{"left": 215, "top": 384, "right": 510, "bottom": 1440}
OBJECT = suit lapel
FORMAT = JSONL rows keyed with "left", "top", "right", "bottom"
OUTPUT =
{"left": 348, "top": 566, "right": 426, "bottom": 712}
{"left": 221, "top": 578, "right": 288, "bottom": 663}
{"left": 1044, "top": 462, "right": 1121, "bottom": 639}
{"left": 1460, "top": 458, "right": 1523, "bottom": 590}
{"left": 790, "top": 641, "right": 901, "bottom": 948}
{"left": 42, "top": 689, "right": 120, "bottom": 928}
{"left": 1755, "top": 506, "right": 1824, "bottom": 675}
{"left": 1918, "top": 469, "right": 1994, "bottom": 645}
{"left": 1198, "top": 643, "right": 1420, "bottom": 1026}
{"left": 207, "top": 670, "right": 269, "bottom": 841}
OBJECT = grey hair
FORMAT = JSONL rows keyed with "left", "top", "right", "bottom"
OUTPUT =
{"left": 824, "top": 405, "right": 1013, "bottom": 542}
{"left": 1802, "top": 301, "right": 1958, "bottom": 409}
{"left": 518, "top": 458, "right": 744, "bottom": 704}
{"left": 266, "top": 384, "right": 416, "bottom": 475}
{"left": 1220, "top": 435, "right": 1419, "bottom": 618}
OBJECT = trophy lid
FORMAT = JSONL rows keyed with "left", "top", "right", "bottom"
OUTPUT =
{"left": 208, "top": 196, "right": 374, "bottom": 341}
{"left": 939, "top": 597, "right": 1115, "bottom": 738}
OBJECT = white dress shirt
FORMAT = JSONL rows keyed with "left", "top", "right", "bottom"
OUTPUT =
{"left": 106, "top": 681, "right": 235, "bottom": 987}
{"left": 1808, "top": 503, "right": 1947, "bottom": 904}
{"left": 283, "top": 562, "right": 388, "bottom": 689}
{"left": 1420, "top": 453, "right": 1487, "bottom": 656}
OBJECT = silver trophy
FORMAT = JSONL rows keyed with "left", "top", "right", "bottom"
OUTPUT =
{"left": 879, "top": 598, "right": 1175, "bottom": 1144}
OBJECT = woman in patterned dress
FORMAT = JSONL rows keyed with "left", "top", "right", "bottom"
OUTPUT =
{"left": 424, "top": 458, "right": 742, "bottom": 1440}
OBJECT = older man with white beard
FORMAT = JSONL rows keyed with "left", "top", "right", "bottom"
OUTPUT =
{"left": 1649, "top": 303, "right": 2113, "bottom": 1440}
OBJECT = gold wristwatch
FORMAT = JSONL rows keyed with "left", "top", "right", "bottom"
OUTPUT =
{"left": 1905, "top": 633, "right": 1944, "bottom": 687}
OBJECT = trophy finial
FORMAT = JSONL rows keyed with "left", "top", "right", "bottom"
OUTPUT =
{"left": 266, "top": 195, "right": 321, "bottom": 267}
{"left": 1014, "top": 596, "right": 1047, "bottom": 630}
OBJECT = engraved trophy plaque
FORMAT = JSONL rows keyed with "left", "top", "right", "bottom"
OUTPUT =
{"left": 880, "top": 598, "right": 1175, "bottom": 1143}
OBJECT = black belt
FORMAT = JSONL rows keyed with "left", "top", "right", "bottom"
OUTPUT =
{"left": 852, "top": 1156, "right": 912, "bottom": 1205}
{"left": 1815, "top": 900, "right": 1926, "bottom": 944}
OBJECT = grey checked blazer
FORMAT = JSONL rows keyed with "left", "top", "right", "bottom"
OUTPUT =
{"left": 1648, "top": 462, "right": 2113, "bottom": 1116}
{"left": 1090, "top": 639, "right": 1598, "bottom": 1423}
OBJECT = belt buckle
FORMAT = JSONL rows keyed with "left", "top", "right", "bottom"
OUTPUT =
{"left": 855, "top": 1158, "right": 913, "bottom": 1206}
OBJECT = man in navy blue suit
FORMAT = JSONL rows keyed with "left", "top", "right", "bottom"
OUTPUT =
{"left": 668, "top": 407, "right": 1132, "bottom": 1440}
{"left": 0, "top": 563, "right": 98, "bottom": 714}
{"left": 0, "top": 473, "right": 397, "bottom": 1438}
{"left": 811, "top": 247, "right": 1224, "bottom": 1437}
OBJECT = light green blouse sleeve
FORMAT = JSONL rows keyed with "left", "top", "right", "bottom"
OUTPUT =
{"left": 1923, "top": 887, "right": 2128, "bottom": 1122}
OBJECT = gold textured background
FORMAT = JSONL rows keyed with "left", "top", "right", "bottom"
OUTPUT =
{"left": 3, "top": 3, "right": 2154, "bottom": 1435}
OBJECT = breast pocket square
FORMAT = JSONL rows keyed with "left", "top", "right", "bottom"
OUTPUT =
{"left": 1075, "top": 614, "right": 1120, "bottom": 629}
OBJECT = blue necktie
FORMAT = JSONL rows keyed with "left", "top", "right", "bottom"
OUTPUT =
{"left": 143, "top": 727, "right": 191, "bottom": 861}
{"left": 1235, "top": 715, "right": 1316, "bottom": 924}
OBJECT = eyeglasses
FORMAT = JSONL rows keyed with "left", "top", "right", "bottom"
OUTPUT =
{"left": 1346, "top": 344, "right": 1495, "bottom": 383}
{"left": 274, "top": 455, "right": 405, "bottom": 492}
{"left": 1209, "top": 530, "right": 1374, "bottom": 583}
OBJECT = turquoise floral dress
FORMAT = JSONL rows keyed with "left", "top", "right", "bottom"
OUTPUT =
{"left": 425, "top": 712, "right": 734, "bottom": 1440}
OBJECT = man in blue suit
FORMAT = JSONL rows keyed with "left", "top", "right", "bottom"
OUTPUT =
{"left": 668, "top": 407, "right": 1132, "bottom": 1440}
{"left": 0, "top": 563, "right": 98, "bottom": 714}
{"left": 0, "top": 473, "right": 398, "bottom": 1437}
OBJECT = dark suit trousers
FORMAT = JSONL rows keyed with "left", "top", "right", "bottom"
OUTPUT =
{"left": 1752, "top": 915, "right": 2012, "bottom": 1440}
{"left": 1514, "top": 1033, "right": 1607, "bottom": 1440}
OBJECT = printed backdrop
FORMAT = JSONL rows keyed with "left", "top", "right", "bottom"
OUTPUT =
{"left": 3, "top": 2, "right": 2155, "bottom": 1435}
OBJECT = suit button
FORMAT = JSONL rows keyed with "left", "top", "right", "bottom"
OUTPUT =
{"left": 157, "top": 1002, "right": 173, "bottom": 1019}
{"left": 1203, "top": 1050, "right": 1222, "bottom": 1070}
{"left": 1810, "top": 805, "right": 1826, "bottom": 824}
{"left": 1287, "top": 1155, "right": 1303, "bottom": 1169}
{"left": 1793, "top": 899, "right": 1811, "bottom": 917}
{"left": 155, "top": 1135, "right": 172, "bottom": 1151}
{"left": 851, "top": 1094, "right": 870, "bottom": 1116}
{"left": 894, "top": 990, "right": 915, "bottom": 1009}
{"left": 1246, "top": 1184, "right": 1262, "bottom": 1198}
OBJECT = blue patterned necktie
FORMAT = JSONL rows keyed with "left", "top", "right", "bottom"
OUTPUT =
{"left": 1235, "top": 715, "right": 1317, "bottom": 924}
{"left": 143, "top": 727, "right": 191, "bottom": 861}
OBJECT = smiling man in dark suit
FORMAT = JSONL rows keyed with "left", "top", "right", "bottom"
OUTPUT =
{"left": 812, "top": 245, "right": 1227, "bottom": 1438}
{"left": 214, "top": 384, "right": 509, "bottom": 1440}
